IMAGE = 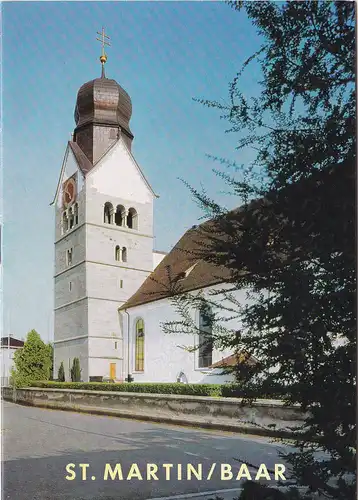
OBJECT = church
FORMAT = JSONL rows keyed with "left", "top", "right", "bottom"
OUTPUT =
{"left": 52, "top": 35, "right": 239, "bottom": 385}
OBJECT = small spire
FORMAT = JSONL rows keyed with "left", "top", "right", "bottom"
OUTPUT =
{"left": 96, "top": 27, "right": 110, "bottom": 78}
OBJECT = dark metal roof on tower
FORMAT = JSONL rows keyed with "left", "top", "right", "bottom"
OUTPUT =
{"left": 74, "top": 77, "right": 132, "bottom": 135}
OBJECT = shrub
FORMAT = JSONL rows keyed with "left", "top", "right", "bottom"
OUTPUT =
{"left": 30, "top": 381, "right": 225, "bottom": 397}
{"left": 70, "top": 358, "right": 81, "bottom": 382}
{"left": 58, "top": 362, "right": 65, "bottom": 382}
{"left": 11, "top": 330, "right": 52, "bottom": 387}
{"left": 28, "top": 380, "right": 282, "bottom": 399}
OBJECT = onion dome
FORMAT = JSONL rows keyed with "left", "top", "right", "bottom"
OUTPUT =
{"left": 74, "top": 77, "right": 133, "bottom": 138}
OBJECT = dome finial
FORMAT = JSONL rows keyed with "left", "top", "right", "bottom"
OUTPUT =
{"left": 96, "top": 27, "right": 110, "bottom": 78}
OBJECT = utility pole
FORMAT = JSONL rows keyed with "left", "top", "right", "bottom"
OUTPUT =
{"left": 7, "top": 310, "right": 10, "bottom": 385}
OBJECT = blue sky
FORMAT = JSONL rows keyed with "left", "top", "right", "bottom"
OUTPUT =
{"left": 3, "top": 1, "right": 262, "bottom": 342}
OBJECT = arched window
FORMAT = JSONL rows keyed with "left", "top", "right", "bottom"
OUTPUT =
{"left": 68, "top": 207, "right": 74, "bottom": 230}
{"left": 62, "top": 212, "right": 68, "bottom": 234}
{"left": 135, "top": 319, "right": 144, "bottom": 372}
{"left": 198, "top": 305, "right": 213, "bottom": 368}
{"left": 115, "top": 205, "right": 125, "bottom": 226}
{"left": 115, "top": 245, "right": 120, "bottom": 261}
{"left": 104, "top": 202, "right": 113, "bottom": 224}
{"left": 122, "top": 247, "right": 127, "bottom": 262}
{"left": 127, "top": 208, "right": 138, "bottom": 230}
{"left": 74, "top": 203, "right": 79, "bottom": 225}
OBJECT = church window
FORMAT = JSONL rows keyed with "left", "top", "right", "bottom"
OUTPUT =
{"left": 127, "top": 208, "right": 138, "bottom": 230}
{"left": 122, "top": 247, "right": 127, "bottom": 262}
{"left": 69, "top": 281, "right": 72, "bottom": 291}
{"left": 68, "top": 207, "right": 74, "bottom": 230}
{"left": 114, "top": 341, "right": 118, "bottom": 349}
{"left": 62, "top": 212, "right": 68, "bottom": 234}
{"left": 74, "top": 203, "right": 79, "bottom": 225}
{"left": 115, "top": 205, "right": 125, "bottom": 226}
{"left": 66, "top": 248, "right": 73, "bottom": 266}
{"left": 119, "top": 279, "right": 123, "bottom": 288}
{"left": 115, "top": 245, "right": 120, "bottom": 261}
{"left": 104, "top": 202, "right": 113, "bottom": 224}
{"left": 198, "top": 305, "right": 213, "bottom": 368}
{"left": 135, "top": 319, "right": 144, "bottom": 372}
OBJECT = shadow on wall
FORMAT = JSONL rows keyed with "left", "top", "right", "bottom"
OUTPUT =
{"left": 175, "top": 369, "right": 235, "bottom": 385}
{"left": 198, "top": 369, "right": 236, "bottom": 384}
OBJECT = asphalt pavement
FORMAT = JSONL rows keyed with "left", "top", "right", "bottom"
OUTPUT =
{"left": 2, "top": 401, "right": 291, "bottom": 500}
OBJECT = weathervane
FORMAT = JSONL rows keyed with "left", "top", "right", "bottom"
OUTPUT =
{"left": 96, "top": 27, "right": 110, "bottom": 78}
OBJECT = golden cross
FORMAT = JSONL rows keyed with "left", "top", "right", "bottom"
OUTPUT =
{"left": 96, "top": 27, "right": 110, "bottom": 57}
{"left": 96, "top": 27, "right": 110, "bottom": 77}
{"left": 96, "top": 28, "right": 111, "bottom": 56}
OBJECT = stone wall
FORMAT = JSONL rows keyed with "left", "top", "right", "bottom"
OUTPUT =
{"left": 2, "top": 387, "right": 308, "bottom": 438}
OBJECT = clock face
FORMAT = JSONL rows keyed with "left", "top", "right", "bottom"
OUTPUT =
{"left": 62, "top": 177, "right": 77, "bottom": 208}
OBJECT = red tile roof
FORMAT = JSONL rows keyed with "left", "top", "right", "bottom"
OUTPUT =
{"left": 120, "top": 221, "right": 233, "bottom": 310}
{"left": 210, "top": 352, "right": 257, "bottom": 368}
{"left": 121, "top": 162, "right": 352, "bottom": 311}
{"left": 0, "top": 337, "right": 24, "bottom": 348}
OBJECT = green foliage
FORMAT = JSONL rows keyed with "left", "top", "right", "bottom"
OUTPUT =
{"left": 11, "top": 330, "right": 52, "bottom": 388}
{"left": 48, "top": 343, "right": 54, "bottom": 380}
{"left": 29, "top": 381, "right": 249, "bottom": 397}
{"left": 70, "top": 357, "right": 81, "bottom": 382}
{"left": 58, "top": 362, "right": 65, "bottom": 382}
{"left": 164, "top": 2, "right": 355, "bottom": 499}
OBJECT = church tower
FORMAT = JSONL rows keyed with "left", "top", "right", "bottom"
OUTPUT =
{"left": 52, "top": 30, "right": 157, "bottom": 382}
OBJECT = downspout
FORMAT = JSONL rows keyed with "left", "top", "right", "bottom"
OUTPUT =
{"left": 123, "top": 309, "right": 132, "bottom": 382}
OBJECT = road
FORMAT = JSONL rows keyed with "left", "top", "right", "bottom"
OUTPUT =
{"left": 2, "top": 401, "right": 291, "bottom": 500}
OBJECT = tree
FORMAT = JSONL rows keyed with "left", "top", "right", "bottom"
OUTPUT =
{"left": 58, "top": 361, "right": 65, "bottom": 382}
{"left": 11, "top": 330, "right": 52, "bottom": 387}
{"left": 48, "top": 343, "right": 54, "bottom": 380}
{"left": 70, "top": 357, "right": 81, "bottom": 382}
{"left": 164, "top": 2, "right": 355, "bottom": 499}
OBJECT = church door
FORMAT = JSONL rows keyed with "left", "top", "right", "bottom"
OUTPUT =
{"left": 110, "top": 363, "right": 116, "bottom": 380}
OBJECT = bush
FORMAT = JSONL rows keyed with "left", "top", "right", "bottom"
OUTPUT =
{"left": 11, "top": 330, "right": 52, "bottom": 387}
{"left": 70, "top": 358, "right": 81, "bottom": 382}
{"left": 30, "top": 381, "right": 226, "bottom": 397}
{"left": 58, "top": 362, "right": 65, "bottom": 382}
{"left": 28, "top": 381, "right": 281, "bottom": 399}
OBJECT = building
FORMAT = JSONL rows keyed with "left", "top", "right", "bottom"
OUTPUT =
{"left": 52, "top": 41, "right": 239, "bottom": 384}
{"left": 1, "top": 336, "right": 24, "bottom": 386}
{"left": 118, "top": 221, "right": 247, "bottom": 384}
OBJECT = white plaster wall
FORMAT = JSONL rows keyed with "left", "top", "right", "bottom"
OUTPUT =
{"left": 54, "top": 299, "right": 88, "bottom": 342}
{"left": 54, "top": 264, "right": 86, "bottom": 309}
{"left": 87, "top": 298, "right": 123, "bottom": 338}
{"left": 86, "top": 224, "right": 153, "bottom": 273}
{"left": 88, "top": 357, "right": 123, "bottom": 381}
{"left": 153, "top": 251, "right": 167, "bottom": 270}
{"left": 86, "top": 138, "right": 154, "bottom": 205}
{"left": 0, "top": 347, "right": 18, "bottom": 384}
{"left": 86, "top": 263, "right": 149, "bottom": 304}
{"left": 54, "top": 337, "right": 88, "bottom": 382}
{"left": 86, "top": 189, "right": 153, "bottom": 237}
{"left": 120, "top": 284, "right": 252, "bottom": 384}
{"left": 88, "top": 336, "right": 123, "bottom": 359}
{"left": 54, "top": 226, "right": 86, "bottom": 276}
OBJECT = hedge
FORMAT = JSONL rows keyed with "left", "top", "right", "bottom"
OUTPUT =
{"left": 29, "top": 381, "right": 245, "bottom": 397}
{"left": 28, "top": 381, "right": 282, "bottom": 399}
